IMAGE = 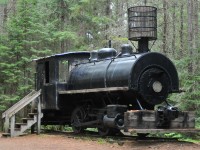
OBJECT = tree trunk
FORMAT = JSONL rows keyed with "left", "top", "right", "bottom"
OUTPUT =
{"left": 187, "top": 0, "right": 194, "bottom": 74}
{"left": 172, "top": 3, "right": 176, "bottom": 57}
{"left": 3, "top": 4, "right": 7, "bottom": 23}
{"left": 179, "top": 2, "right": 184, "bottom": 58}
{"left": 105, "top": 0, "right": 111, "bottom": 41}
{"left": 60, "top": 0, "right": 65, "bottom": 53}
{"left": 193, "top": 0, "right": 198, "bottom": 49}
{"left": 162, "top": 0, "right": 168, "bottom": 54}
{"left": 193, "top": 0, "right": 199, "bottom": 72}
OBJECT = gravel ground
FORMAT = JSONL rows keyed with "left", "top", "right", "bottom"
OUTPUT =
{"left": 0, "top": 132, "right": 199, "bottom": 150}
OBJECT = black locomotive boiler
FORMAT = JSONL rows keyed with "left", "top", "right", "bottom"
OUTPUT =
{"left": 34, "top": 6, "right": 195, "bottom": 136}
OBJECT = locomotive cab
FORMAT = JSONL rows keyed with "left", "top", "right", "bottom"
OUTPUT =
{"left": 35, "top": 52, "right": 90, "bottom": 124}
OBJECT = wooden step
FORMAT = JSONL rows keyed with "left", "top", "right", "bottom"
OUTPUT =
{"left": 33, "top": 108, "right": 38, "bottom": 113}
{"left": 1, "top": 133, "right": 11, "bottom": 137}
{"left": 2, "top": 132, "right": 28, "bottom": 137}
{"left": 18, "top": 133, "right": 28, "bottom": 136}
{"left": 28, "top": 113, "right": 37, "bottom": 118}
{"left": 15, "top": 123, "right": 27, "bottom": 128}
{"left": 9, "top": 128, "right": 21, "bottom": 132}
{"left": 22, "top": 118, "right": 34, "bottom": 123}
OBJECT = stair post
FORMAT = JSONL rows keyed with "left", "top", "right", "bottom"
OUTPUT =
{"left": 37, "top": 96, "right": 41, "bottom": 134}
{"left": 31, "top": 98, "right": 36, "bottom": 134}
{"left": 10, "top": 115, "right": 15, "bottom": 137}
{"left": 4, "top": 115, "right": 9, "bottom": 133}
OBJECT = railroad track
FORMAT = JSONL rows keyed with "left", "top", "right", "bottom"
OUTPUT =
{"left": 41, "top": 129, "right": 179, "bottom": 144}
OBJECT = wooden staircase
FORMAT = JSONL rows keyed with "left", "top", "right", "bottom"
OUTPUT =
{"left": 1, "top": 90, "right": 43, "bottom": 137}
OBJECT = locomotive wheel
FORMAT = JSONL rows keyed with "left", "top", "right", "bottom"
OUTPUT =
{"left": 71, "top": 107, "right": 85, "bottom": 134}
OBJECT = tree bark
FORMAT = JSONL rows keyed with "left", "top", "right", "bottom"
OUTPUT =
{"left": 3, "top": 4, "right": 7, "bottom": 23}
{"left": 172, "top": 3, "right": 176, "bottom": 56}
{"left": 162, "top": 0, "right": 168, "bottom": 54}
{"left": 193, "top": 0, "right": 199, "bottom": 72}
{"left": 60, "top": 0, "right": 65, "bottom": 53}
{"left": 187, "top": 0, "right": 194, "bottom": 74}
{"left": 105, "top": 0, "right": 111, "bottom": 41}
{"left": 193, "top": 0, "right": 198, "bottom": 49}
{"left": 179, "top": 2, "right": 184, "bottom": 58}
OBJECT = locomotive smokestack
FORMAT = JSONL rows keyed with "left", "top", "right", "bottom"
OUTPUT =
{"left": 138, "top": 37, "right": 149, "bottom": 53}
{"left": 128, "top": 6, "right": 157, "bottom": 53}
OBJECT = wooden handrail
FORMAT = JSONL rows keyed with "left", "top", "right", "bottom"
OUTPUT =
{"left": 2, "top": 90, "right": 41, "bottom": 119}
{"left": 2, "top": 90, "right": 36, "bottom": 119}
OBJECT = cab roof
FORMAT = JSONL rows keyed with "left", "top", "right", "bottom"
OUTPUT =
{"left": 33, "top": 51, "right": 90, "bottom": 62}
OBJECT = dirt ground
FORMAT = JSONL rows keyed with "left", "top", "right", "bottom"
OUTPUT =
{"left": 0, "top": 132, "right": 200, "bottom": 150}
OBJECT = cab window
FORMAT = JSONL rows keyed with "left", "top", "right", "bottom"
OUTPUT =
{"left": 59, "top": 60, "right": 69, "bottom": 82}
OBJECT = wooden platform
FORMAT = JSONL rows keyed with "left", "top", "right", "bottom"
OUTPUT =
{"left": 124, "top": 110, "right": 197, "bottom": 134}
{"left": 126, "top": 128, "right": 200, "bottom": 134}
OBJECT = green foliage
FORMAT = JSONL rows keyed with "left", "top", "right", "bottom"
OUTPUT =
{"left": 0, "top": 0, "right": 53, "bottom": 118}
{"left": 195, "top": 118, "right": 200, "bottom": 129}
{"left": 0, "top": 0, "right": 7, "bottom": 4}
{"left": 168, "top": 53, "right": 200, "bottom": 120}
{"left": 53, "top": 30, "right": 78, "bottom": 41}
{"left": 97, "top": 138, "right": 106, "bottom": 144}
{"left": 86, "top": 128, "right": 98, "bottom": 132}
{"left": 164, "top": 132, "right": 183, "bottom": 138}
{"left": 64, "top": 126, "right": 73, "bottom": 132}
{"left": 92, "top": 16, "right": 112, "bottom": 25}
{"left": 164, "top": 132, "right": 200, "bottom": 143}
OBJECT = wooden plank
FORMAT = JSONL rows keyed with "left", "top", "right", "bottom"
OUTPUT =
{"left": 59, "top": 87, "right": 129, "bottom": 94}
{"left": 2, "top": 90, "right": 41, "bottom": 119}
{"left": 37, "top": 97, "right": 41, "bottom": 135}
{"left": 2, "top": 91, "right": 36, "bottom": 119}
{"left": 127, "top": 128, "right": 200, "bottom": 134}
{"left": 10, "top": 115, "right": 15, "bottom": 137}
{"left": 170, "top": 111, "right": 195, "bottom": 128}
{"left": 124, "top": 110, "right": 195, "bottom": 130}
{"left": 2, "top": 133, "right": 11, "bottom": 137}
{"left": 4, "top": 116, "right": 9, "bottom": 133}
{"left": 8, "top": 91, "right": 41, "bottom": 118}
{"left": 125, "top": 110, "right": 156, "bottom": 129}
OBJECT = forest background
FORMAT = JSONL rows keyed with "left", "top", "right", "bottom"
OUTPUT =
{"left": 0, "top": 0, "right": 199, "bottom": 130}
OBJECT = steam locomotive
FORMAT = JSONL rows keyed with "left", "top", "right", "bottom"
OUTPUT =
{"left": 34, "top": 6, "right": 195, "bottom": 136}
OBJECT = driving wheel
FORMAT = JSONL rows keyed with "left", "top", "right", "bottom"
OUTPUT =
{"left": 71, "top": 107, "right": 85, "bottom": 133}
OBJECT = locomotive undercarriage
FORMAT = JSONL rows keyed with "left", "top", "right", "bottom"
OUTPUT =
{"left": 61, "top": 90, "right": 192, "bottom": 136}
{"left": 69, "top": 92, "right": 129, "bottom": 135}
{"left": 68, "top": 102, "right": 195, "bottom": 136}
